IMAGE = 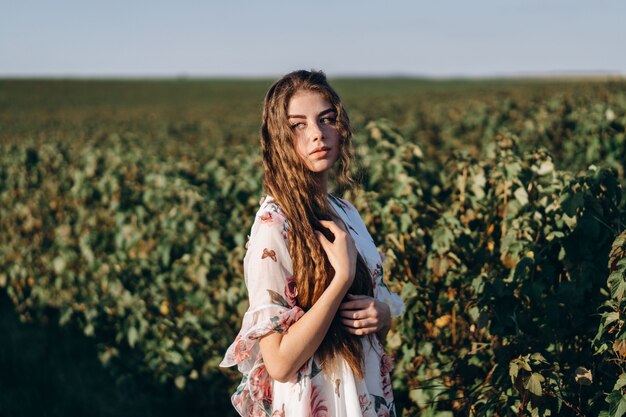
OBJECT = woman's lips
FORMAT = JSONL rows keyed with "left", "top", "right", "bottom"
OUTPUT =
{"left": 310, "top": 147, "right": 331, "bottom": 156}
{"left": 312, "top": 150, "right": 330, "bottom": 158}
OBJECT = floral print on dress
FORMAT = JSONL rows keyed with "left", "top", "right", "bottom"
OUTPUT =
{"left": 249, "top": 364, "right": 273, "bottom": 403}
{"left": 310, "top": 383, "right": 329, "bottom": 417}
{"left": 380, "top": 354, "right": 394, "bottom": 403}
{"left": 360, "top": 394, "right": 373, "bottom": 414}
{"left": 284, "top": 277, "right": 298, "bottom": 308}
{"left": 262, "top": 248, "right": 277, "bottom": 262}
{"left": 371, "top": 263, "right": 382, "bottom": 291}
{"left": 271, "top": 405, "right": 285, "bottom": 417}
{"left": 258, "top": 196, "right": 290, "bottom": 240}
{"left": 260, "top": 212, "right": 274, "bottom": 223}
{"left": 220, "top": 194, "right": 404, "bottom": 416}
{"left": 376, "top": 403, "right": 390, "bottom": 417}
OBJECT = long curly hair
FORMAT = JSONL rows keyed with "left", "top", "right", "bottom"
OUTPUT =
{"left": 260, "top": 69, "right": 374, "bottom": 379}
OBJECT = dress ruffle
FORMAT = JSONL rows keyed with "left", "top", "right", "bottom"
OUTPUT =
{"left": 220, "top": 304, "right": 304, "bottom": 373}
{"left": 220, "top": 304, "right": 304, "bottom": 417}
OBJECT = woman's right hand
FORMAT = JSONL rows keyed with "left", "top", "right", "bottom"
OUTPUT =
{"left": 315, "top": 220, "right": 357, "bottom": 287}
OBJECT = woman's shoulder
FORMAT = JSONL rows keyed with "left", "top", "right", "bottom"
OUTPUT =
{"left": 255, "top": 195, "right": 288, "bottom": 224}
{"left": 248, "top": 195, "right": 290, "bottom": 245}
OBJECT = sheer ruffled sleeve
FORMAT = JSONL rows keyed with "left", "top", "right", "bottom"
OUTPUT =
{"left": 220, "top": 199, "right": 304, "bottom": 374}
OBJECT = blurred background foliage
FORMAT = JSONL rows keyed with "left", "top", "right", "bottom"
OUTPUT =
{"left": 1, "top": 78, "right": 626, "bottom": 416}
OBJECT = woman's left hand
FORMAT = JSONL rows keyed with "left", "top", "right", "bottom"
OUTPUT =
{"left": 339, "top": 294, "right": 391, "bottom": 339}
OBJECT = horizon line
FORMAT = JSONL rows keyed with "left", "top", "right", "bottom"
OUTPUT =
{"left": 1, "top": 70, "right": 624, "bottom": 81}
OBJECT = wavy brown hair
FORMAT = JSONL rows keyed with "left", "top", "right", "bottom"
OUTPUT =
{"left": 261, "top": 69, "right": 374, "bottom": 379}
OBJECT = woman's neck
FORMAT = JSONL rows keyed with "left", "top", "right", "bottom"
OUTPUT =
{"left": 317, "top": 171, "right": 329, "bottom": 195}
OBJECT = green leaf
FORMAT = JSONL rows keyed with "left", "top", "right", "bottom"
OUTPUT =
{"left": 84, "top": 323, "right": 95, "bottom": 337}
{"left": 53, "top": 257, "right": 66, "bottom": 274}
{"left": 530, "top": 353, "right": 547, "bottom": 363}
{"left": 514, "top": 187, "right": 528, "bottom": 206}
{"left": 605, "top": 312, "right": 620, "bottom": 326}
{"left": 127, "top": 326, "right": 138, "bottom": 348}
{"left": 509, "top": 362, "right": 519, "bottom": 383}
{"left": 609, "top": 392, "right": 626, "bottom": 417}
{"left": 174, "top": 376, "right": 186, "bottom": 390}
{"left": 519, "top": 360, "right": 532, "bottom": 372}
{"left": 560, "top": 192, "right": 584, "bottom": 217}
{"left": 524, "top": 372, "right": 544, "bottom": 396}
{"left": 615, "top": 373, "right": 626, "bottom": 391}
{"left": 611, "top": 279, "right": 626, "bottom": 302}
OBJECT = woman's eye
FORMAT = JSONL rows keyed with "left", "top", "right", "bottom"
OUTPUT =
{"left": 291, "top": 122, "right": 304, "bottom": 129}
{"left": 321, "top": 117, "right": 336, "bottom": 124}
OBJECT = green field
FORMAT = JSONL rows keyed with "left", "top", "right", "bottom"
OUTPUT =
{"left": 4, "top": 77, "right": 621, "bottom": 147}
{"left": 1, "top": 77, "right": 626, "bottom": 417}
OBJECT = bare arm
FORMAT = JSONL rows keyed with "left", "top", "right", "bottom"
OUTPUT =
{"left": 259, "top": 220, "right": 357, "bottom": 383}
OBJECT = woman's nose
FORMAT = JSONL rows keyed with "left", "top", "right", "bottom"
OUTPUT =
{"left": 308, "top": 122, "right": 323, "bottom": 141}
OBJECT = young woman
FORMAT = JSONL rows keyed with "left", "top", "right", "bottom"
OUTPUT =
{"left": 220, "top": 70, "right": 405, "bottom": 417}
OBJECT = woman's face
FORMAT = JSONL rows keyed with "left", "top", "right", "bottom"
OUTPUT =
{"left": 287, "top": 90, "right": 341, "bottom": 174}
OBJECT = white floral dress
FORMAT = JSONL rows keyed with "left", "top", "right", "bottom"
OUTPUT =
{"left": 220, "top": 194, "right": 405, "bottom": 417}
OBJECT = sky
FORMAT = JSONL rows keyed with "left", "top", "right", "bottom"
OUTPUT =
{"left": 1, "top": 0, "right": 625, "bottom": 78}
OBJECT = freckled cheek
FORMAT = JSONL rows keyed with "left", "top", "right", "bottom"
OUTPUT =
{"left": 322, "top": 125, "right": 338, "bottom": 135}
{"left": 294, "top": 138, "right": 308, "bottom": 160}
{"left": 323, "top": 127, "right": 340, "bottom": 144}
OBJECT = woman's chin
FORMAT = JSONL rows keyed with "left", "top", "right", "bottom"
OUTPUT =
{"left": 309, "top": 164, "right": 333, "bottom": 174}
{"left": 306, "top": 157, "right": 338, "bottom": 173}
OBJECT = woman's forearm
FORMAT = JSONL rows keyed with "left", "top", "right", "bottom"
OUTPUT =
{"left": 259, "top": 276, "right": 351, "bottom": 382}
